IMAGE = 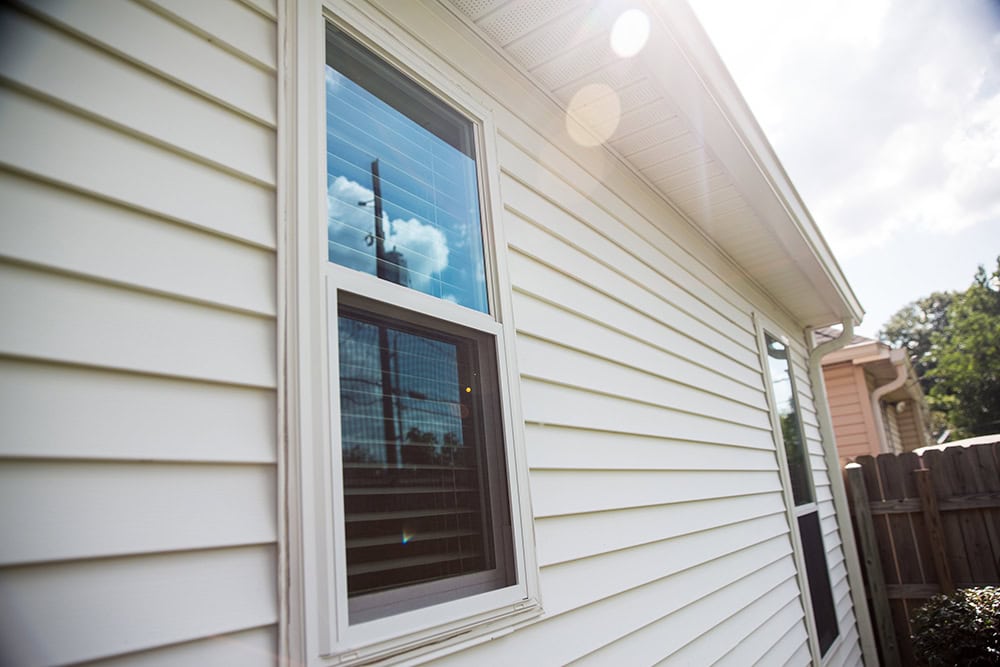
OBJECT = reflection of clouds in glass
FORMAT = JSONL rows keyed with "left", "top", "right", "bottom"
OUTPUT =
{"left": 388, "top": 218, "right": 449, "bottom": 282}
{"left": 328, "top": 176, "right": 450, "bottom": 291}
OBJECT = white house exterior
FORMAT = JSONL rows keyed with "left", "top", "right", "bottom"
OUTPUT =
{"left": 0, "top": 0, "right": 873, "bottom": 665}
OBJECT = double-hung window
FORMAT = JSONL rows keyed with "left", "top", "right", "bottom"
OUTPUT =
{"left": 289, "top": 7, "right": 538, "bottom": 664}
{"left": 762, "top": 332, "right": 839, "bottom": 658}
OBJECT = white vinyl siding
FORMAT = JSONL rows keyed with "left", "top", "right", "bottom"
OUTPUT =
{"left": 427, "top": 115, "right": 858, "bottom": 666}
{"left": 0, "top": 1, "right": 277, "bottom": 665}
{"left": 359, "top": 2, "right": 863, "bottom": 661}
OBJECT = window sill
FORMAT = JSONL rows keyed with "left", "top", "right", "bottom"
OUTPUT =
{"left": 318, "top": 598, "right": 542, "bottom": 665}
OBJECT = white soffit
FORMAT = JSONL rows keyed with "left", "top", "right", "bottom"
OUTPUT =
{"left": 445, "top": 0, "right": 864, "bottom": 328}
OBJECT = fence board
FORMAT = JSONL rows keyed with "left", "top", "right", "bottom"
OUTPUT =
{"left": 845, "top": 462, "right": 901, "bottom": 667}
{"left": 879, "top": 454, "right": 923, "bottom": 666}
{"left": 898, "top": 453, "right": 934, "bottom": 588}
{"left": 974, "top": 445, "right": 1000, "bottom": 566}
{"left": 922, "top": 450, "right": 974, "bottom": 585}
{"left": 944, "top": 448, "right": 997, "bottom": 581}
{"left": 845, "top": 442, "right": 1000, "bottom": 667}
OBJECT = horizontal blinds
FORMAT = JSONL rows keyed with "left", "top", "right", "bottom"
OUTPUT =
{"left": 338, "top": 309, "right": 493, "bottom": 597}
{"left": 325, "top": 22, "right": 489, "bottom": 313}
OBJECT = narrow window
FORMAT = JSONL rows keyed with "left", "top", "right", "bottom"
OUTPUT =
{"left": 765, "top": 333, "right": 839, "bottom": 655}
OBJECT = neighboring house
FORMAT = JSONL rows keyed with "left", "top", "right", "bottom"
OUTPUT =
{"left": 820, "top": 332, "right": 931, "bottom": 462}
{"left": 0, "top": 1, "right": 876, "bottom": 665}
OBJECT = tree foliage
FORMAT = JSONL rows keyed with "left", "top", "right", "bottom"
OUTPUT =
{"left": 879, "top": 257, "right": 1000, "bottom": 439}
{"left": 927, "top": 259, "right": 1000, "bottom": 437}
{"left": 880, "top": 291, "right": 956, "bottom": 397}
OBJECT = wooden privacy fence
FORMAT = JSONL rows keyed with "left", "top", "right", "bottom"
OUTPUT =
{"left": 844, "top": 443, "right": 1000, "bottom": 666}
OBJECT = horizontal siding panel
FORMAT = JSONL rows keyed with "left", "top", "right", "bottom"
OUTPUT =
{"left": 525, "top": 424, "right": 778, "bottom": 472}
{"left": 0, "top": 461, "right": 276, "bottom": 565}
{"left": 0, "top": 88, "right": 275, "bottom": 248}
{"left": 510, "top": 251, "right": 761, "bottom": 389}
{"left": 238, "top": 0, "right": 276, "bottom": 20}
{"left": 435, "top": 537, "right": 797, "bottom": 666}
{"left": 0, "top": 173, "right": 276, "bottom": 316}
{"left": 521, "top": 378, "right": 774, "bottom": 450}
{"left": 19, "top": 0, "right": 275, "bottom": 125}
{"left": 535, "top": 492, "right": 787, "bottom": 565}
{"left": 835, "top": 421, "right": 871, "bottom": 437}
{"left": 748, "top": 620, "right": 810, "bottom": 667}
{"left": 715, "top": 599, "right": 806, "bottom": 666}
{"left": 0, "top": 7, "right": 275, "bottom": 185}
{"left": 531, "top": 468, "right": 782, "bottom": 517}
{"left": 501, "top": 174, "right": 753, "bottom": 345}
{"left": 505, "top": 208, "right": 757, "bottom": 368}
{"left": 827, "top": 631, "right": 862, "bottom": 667}
{"left": 86, "top": 626, "right": 277, "bottom": 667}
{"left": 0, "top": 262, "right": 276, "bottom": 387}
{"left": 496, "top": 131, "right": 752, "bottom": 325}
{"left": 513, "top": 291, "right": 765, "bottom": 407}
{"left": 144, "top": 0, "right": 277, "bottom": 71}
{"left": 0, "top": 359, "right": 275, "bottom": 462}
{"left": 0, "top": 545, "right": 277, "bottom": 666}
{"left": 571, "top": 555, "right": 798, "bottom": 666}
{"left": 539, "top": 514, "right": 791, "bottom": 617}
{"left": 620, "top": 573, "right": 801, "bottom": 666}
{"left": 517, "top": 336, "right": 770, "bottom": 430}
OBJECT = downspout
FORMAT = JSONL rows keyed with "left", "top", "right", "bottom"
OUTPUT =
{"left": 870, "top": 349, "right": 908, "bottom": 454}
{"left": 806, "top": 320, "right": 878, "bottom": 666}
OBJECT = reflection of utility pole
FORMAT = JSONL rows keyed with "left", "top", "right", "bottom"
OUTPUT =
{"left": 371, "top": 159, "right": 388, "bottom": 281}
{"left": 377, "top": 325, "right": 397, "bottom": 466}
{"left": 369, "top": 158, "right": 408, "bottom": 287}
{"left": 370, "top": 159, "right": 398, "bottom": 465}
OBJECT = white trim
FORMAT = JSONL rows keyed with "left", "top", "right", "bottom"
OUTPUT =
{"left": 806, "top": 321, "right": 878, "bottom": 665}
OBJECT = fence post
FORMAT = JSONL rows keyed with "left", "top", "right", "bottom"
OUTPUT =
{"left": 846, "top": 462, "right": 901, "bottom": 667}
{"left": 913, "top": 467, "right": 955, "bottom": 594}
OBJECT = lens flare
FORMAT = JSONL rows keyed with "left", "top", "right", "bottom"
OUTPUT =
{"left": 565, "top": 83, "right": 621, "bottom": 147}
{"left": 610, "top": 9, "right": 650, "bottom": 57}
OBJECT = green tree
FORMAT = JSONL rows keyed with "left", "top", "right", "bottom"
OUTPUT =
{"left": 879, "top": 291, "right": 956, "bottom": 397}
{"left": 926, "top": 258, "right": 1000, "bottom": 438}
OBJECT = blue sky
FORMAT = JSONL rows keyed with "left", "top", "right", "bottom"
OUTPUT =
{"left": 688, "top": 0, "right": 1000, "bottom": 336}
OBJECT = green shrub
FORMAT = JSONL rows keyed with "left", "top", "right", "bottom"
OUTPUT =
{"left": 911, "top": 587, "right": 1000, "bottom": 666}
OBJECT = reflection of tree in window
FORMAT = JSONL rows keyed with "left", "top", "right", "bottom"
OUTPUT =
{"left": 765, "top": 334, "right": 813, "bottom": 506}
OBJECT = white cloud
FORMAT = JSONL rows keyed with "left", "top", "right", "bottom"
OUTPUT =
{"left": 327, "top": 176, "right": 450, "bottom": 290}
{"left": 692, "top": 0, "right": 1000, "bottom": 261}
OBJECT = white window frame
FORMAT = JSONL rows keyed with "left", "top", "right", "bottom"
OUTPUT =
{"left": 282, "top": 1, "right": 541, "bottom": 664}
{"left": 754, "top": 316, "right": 841, "bottom": 664}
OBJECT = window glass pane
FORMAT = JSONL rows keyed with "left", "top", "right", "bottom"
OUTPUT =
{"left": 338, "top": 303, "right": 511, "bottom": 619}
{"left": 765, "top": 334, "right": 813, "bottom": 506}
{"left": 798, "top": 511, "right": 839, "bottom": 653}
{"left": 326, "top": 24, "right": 489, "bottom": 313}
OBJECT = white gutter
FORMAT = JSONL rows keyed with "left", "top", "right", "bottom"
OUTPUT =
{"left": 870, "top": 349, "right": 909, "bottom": 454}
{"left": 806, "top": 320, "right": 878, "bottom": 665}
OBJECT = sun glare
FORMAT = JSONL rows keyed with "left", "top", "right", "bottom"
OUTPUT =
{"left": 610, "top": 9, "right": 650, "bottom": 57}
{"left": 565, "top": 83, "right": 621, "bottom": 146}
